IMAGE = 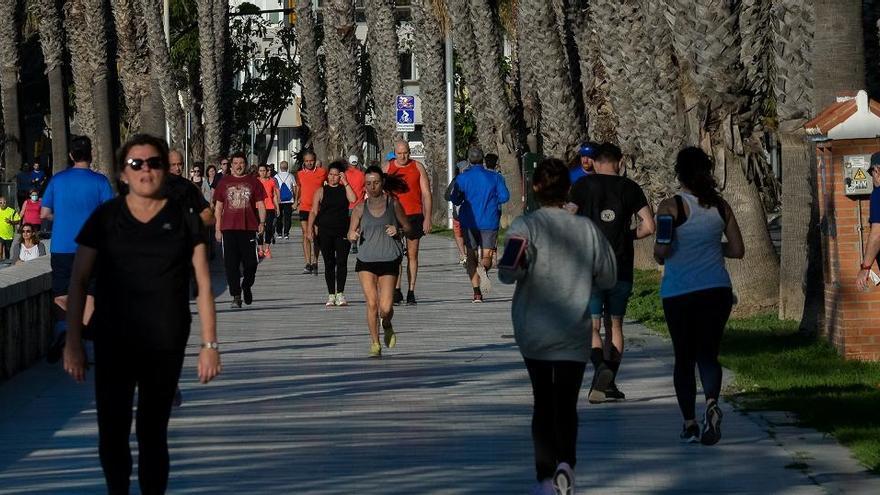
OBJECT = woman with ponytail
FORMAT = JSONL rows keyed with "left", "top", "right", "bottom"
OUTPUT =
{"left": 348, "top": 166, "right": 412, "bottom": 357}
{"left": 654, "top": 147, "right": 745, "bottom": 446}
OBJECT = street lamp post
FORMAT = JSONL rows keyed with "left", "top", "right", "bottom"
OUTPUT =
{"left": 445, "top": 23, "right": 454, "bottom": 229}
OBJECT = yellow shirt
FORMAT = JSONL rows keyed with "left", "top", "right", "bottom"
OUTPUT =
{"left": 0, "top": 207, "right": 20, "bottom": 240}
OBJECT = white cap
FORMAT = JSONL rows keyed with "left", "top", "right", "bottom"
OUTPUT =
{"left": 348, "top": 155, "right": 359, "bottom": 164}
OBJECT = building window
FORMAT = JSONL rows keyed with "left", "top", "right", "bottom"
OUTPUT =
{"left": 400, "top": 52, "right": 416, "bottom": 81}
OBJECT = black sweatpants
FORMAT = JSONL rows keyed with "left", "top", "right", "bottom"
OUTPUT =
{"left": 663, "top": 287, "right": 733, "bottom": 421}
{"left": 318, "top": 233, "right": 351, "bottom": 294}
{"left": 222, "top": 230, "right": 258, "bottom": 297}
{"left": 524, "top": 358, "right": 587, "bottom": 481}
{"left": 277, "top": 203, "right": 293, "bottom": 236}
{"left": 94, "top": 344, "right": 185, "bottom": 495}
{"left": 259, "top": 210, "right": 276, "bottom": 245}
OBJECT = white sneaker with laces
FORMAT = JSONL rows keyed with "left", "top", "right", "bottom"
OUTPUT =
{"left": 326, "top": 294, "right": 337, "bottom": 306}
{"left": 476, "top": 264, "right": 492, "bottom": 295}
{"left": 552, "top": 462, "right": 574, "bottom": 495}
{"left": 335, "top": 293, "right": 348, "bottom": 306}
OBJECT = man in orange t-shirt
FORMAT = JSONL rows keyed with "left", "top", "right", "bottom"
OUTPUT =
{"left": 296, "top": 151, "right": 327, "bottom": 274}
{"left": 257, "top": 164, "right": 280, "bottom": 258}
{"left": 383, "top": 140, "right": 432, "bottom": 305}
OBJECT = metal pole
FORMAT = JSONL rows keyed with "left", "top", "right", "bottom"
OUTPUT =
{"left": 163, "top": 0, "right": 171, "bottom": 145}
{"left": 445, "top": 22, "right": 455, "bottom": 229}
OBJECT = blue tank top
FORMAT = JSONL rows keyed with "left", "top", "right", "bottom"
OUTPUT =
{"left": 660, "top": 193, "right": 732, "bottom": 298}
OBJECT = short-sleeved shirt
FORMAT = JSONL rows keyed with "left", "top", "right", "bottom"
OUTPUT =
{"left": 345, "top": 167, "right": 366, "bottom": 209}
{"left": 162, "top": 173, "right": 210, "bottom": 215}
{"left": 41, "top": 167, "right": 114, "bottom": 253}
{"left": 0, "top": 207, "right": 20, "bottom": 240}
{"left": 259, "top": 177, "right": 278, "bottom": 210}
{"left": 569, "top": 167, "right": 591, "bottom": 184}
{"left": 213, "top": 174, "right": 266, "bottom": 231}
{"left": 16, "top": 171, "right": 31, "bottom": 193}
{"left": 869, "top": 187, "right": 880, "bottom": 224}
{"left": 297, "top": 167, "right": 327, "bottom": 212}
{"left": 386, "top": 160, "right": 423, "bottom": 215}
{"left": 77, "top": 197, "right": 205, "bottom": 351}
{"left": 569, "top": 174, "right": 648, "bottom": 283}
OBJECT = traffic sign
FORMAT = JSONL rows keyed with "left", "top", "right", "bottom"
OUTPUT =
{"left": 397, "top": 95, "right": 415, "bottom": 110}
{"left": 397, "top": 109, "right": 415, "bottom": 132}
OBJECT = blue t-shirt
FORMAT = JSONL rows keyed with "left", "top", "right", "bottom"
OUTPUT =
{"left": 29, "top": 170, "right": 46, "bottom": 185}
{"left": 42, "top": 168, "right": 114, "bottom": 253}
{"left": 450, "top": 165, "right": 510, "bottom": 230}
{"left": 570, "top": 167, "right": 591, "bottom": 185}
{"left": 870, "top": 187, "right": 880, "bottom": 224}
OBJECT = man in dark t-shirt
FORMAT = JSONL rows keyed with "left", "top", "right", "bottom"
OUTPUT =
{"left": 570, "top": 142, "right": 655, "bottom": 403}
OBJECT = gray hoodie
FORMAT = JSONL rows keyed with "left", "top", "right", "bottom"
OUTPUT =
{"left": 499, "top": 207, "right": 617, "bottom": 362}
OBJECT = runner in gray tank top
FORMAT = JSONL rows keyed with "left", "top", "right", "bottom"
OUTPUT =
{"left": 348, "top": 166, "right": 413, "bottom": 357}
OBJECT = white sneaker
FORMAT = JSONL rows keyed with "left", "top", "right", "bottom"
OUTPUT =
{"left": 476, "top": 265, "right": 492, "bottom": 295}
{"left": 552, "top": 462, "right": 574, "bottom": 495}
{"left": 529, "top": 479, "right": 554, "bottom": 495}
{"left": 335, "top": 293, "right": 348, "bottom": 306}
{"left": 326, "top": 294, "right": 337, "bottom": 306}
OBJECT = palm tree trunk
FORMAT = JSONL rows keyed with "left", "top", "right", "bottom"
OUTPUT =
{"left": 64, "top": 1, "right": 96, "bottom": 142}
{"left": 326, "top": 0, "right": 365, "bottom": 159}
{"left": 812, "top": 0, "right": 865, "bottom": 109}
{"left": 212, "top": 0, "right": 229, "bottom": 151}
{"left": 82, "top": 0, "right": 115, "bottom": 175}
{"left": 364, "top": 0, "right": 401, "bottom": 155}
{"left": 411, "top": 0, "right": 450, "bottom": 226}
{"left": 35, "top": 0, "right": 69, "bottom": 171}
{"left": 296, "top": 0, "right": 330, "bottom": 160}
{"left": 448, "top": 0, "right": 494, "bottom": 151}
{"left": 139, "top": 0, "right": 185, "bottom": 147}
{"left": 0, "top": 0, "right": 22, "bottom": 180}
{"left": 198, "top": 0, "right": 222, "bottom": 157}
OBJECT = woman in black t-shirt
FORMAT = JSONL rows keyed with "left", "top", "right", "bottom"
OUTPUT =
{"left": 63, "top": 134, "right": 221, "bottom": 495}
{"left": 307, "top": 159, "right": 357, "bottom": 306}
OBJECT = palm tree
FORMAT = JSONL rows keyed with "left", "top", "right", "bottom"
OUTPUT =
{"left": 112, "top": 0, "right": 151, "bottom": 136}
{"left": 198, "top": 0, "right": 222, "bottom": 157}
{"left": 812, "top": 0, "right": 865, "bottom": 108}
{"left": 212, "top": 0, "right": 229, "bottom": 152}
{"left": 0, "top": 0, "right": 22, "bottom": 179}
{"left": 33, "top": 0, "right": 69, "bottom": 171}
{"left": 411, "top": 0, "right": 449, "bottom": 225}
{"left": 325, "top": 0, "right": 365, "bottom": 158}
{"left": 82, "top": 0, "right": 114, "bottom": 175}
{"left": 517, "top": 0, "right": 581, "bottom": 160}
{"left": 296, "top": 0, "right": 330, "bottom": 160}
{"left": 447, "top": 0, "right": 494, "bottom": 151}
{"left": 664, "top": 0, "right": 780, "bottom": 312}
{"left": 64, "top": 1, "right": 96, "bottom": 147}
{"left": 568, "top": 1, "right": 616, "bottom": 143}
{"left": 139, "top": 0, "right": 185, "bottom": 147}
{"left": 364, "top": 0, "right": 401, "bottom": 155}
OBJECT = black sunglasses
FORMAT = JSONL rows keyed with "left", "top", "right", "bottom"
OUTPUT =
{"left": 126, "top": 157, "right": 165, "bottom": 171}
{"left": 21, "top": 229, "right": 33, "bottom": 233}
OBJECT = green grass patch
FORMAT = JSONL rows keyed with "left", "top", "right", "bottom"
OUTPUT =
{"left": 630, "top": 269, "right": 880, "bottom": 472}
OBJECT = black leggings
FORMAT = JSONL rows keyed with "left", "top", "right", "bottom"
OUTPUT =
{"left": 259, "top": 210, "right": 276, "bottom": 245}
{"left": 524, "top": 358, "right": 586, "bottom": 481}
{"left": 663, "top": 287, "right": 733, "bottom": 421}
{"left": 318, "top": 233, "right": 351, "bottom": 294}
{"left": 222, "top": 230, "right": 258, "bottom": 297}
{"left": 94, "top": 345, "right": 185, "bottom": 495}
{"left": 277, "top": 203, "right": 293, "bottom": 236}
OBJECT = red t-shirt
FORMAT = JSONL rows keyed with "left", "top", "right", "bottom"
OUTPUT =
{"left": 213, "top": 174, "right": 266, "bottom": 231}
{"left": 345, "top": 167, "right": 366, "bottom": 209}
{"left": 259, "top": 177, "right": 278, "bottom": 210}
{"left": 387, "top": 160, "right": 423, "bottom": 215}
{"left": 297, "top": 167, "right": 327, "bottom": 212}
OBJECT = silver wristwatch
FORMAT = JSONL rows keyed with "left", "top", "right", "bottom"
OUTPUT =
{"left": 201, "top": 342, "right": 219, "bottom": 350}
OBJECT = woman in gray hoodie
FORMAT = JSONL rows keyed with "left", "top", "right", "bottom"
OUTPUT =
{"left": 499, "top": 158, "right": 617, "bottom": 495}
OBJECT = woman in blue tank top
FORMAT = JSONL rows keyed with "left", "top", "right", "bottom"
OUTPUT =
{"left": 654, "top": 147, "right": 745, "bottom": 446}
{"left": 348, "top": 166, "right": 412, "bottom": 358}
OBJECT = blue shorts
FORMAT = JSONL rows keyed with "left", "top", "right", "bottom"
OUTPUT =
{"left": 589, "top": 281, "right": 633, "bottom": 319}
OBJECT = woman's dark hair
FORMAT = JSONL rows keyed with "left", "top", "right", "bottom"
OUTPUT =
{"left": 364, "top": 165, "right": 409, "bottom": 195}
{"left": 206, "top": 164, "right": 217, "bottom": 174}
{"left": 675, "top": 147, "right": 722, "bottom": 208}
{"left": 533, "top": 158, "right": 571, "bottom": 206}
{"left": 327, "top": 159, "right": 348, "bottom": 173}
{"left": 114, "top": 134, "right": 170, "bottom": 176}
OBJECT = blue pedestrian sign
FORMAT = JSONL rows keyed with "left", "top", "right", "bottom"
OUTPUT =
{"left": 396, "top": 95, "right": 416, "bottom": 132}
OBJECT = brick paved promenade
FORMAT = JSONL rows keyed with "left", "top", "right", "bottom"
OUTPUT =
{"left": 0, "top": 235, "right": 875, "bottom": 493}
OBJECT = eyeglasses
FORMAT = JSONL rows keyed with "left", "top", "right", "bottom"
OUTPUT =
{"left": 21, "top": 229, "right": 33, "bottom": 234}
{"left": 126, "top": 157, "right": 165, "bottom": 171}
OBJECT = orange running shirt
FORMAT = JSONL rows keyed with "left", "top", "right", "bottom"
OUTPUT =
{"left": 345, "top": 167, "right": 366, "bottom": 209}
{"left": 259, "top": 177, "right": 278, "bottom": 210}
{"left": 386, "top": 160, "right": 423, "bottom": 215}
{"left": 297, "top": 167, "right": 328, "bottom": 212}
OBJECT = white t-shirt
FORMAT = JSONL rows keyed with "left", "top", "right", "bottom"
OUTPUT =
{"left": 19, "top": 243, "right": 40, "bottom": 262}
{"left": 275, "top": 171, "right": 297, "bottom": 204}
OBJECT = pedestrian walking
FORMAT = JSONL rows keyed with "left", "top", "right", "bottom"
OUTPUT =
{"left": 348, "top": 166, "right": 413, "bottom": 357}
{"left": 0, "top": 195, "right": 21, "bottom": 259}
{"left": 569, "top": 142, "right": 599, "bottom": 184}
{"left": 654, "top": 147, "right": 744, "bottom": 445}
{"left": 856, "top": 152, "right": 880, "bottom": 291}
{"left": 63, "top": 133, "right": 221, "bottom": 494}
{"left": 18, "top": 189, "right": 43, "bottom": 233}
{"left": 213, "top": 152, "right": 267, "bottom": 308}
{"left": 296, "top": 151, "right": 328, "bottom": 274}
{"left": 308, "top": 160, "right": 358, "bottom": 306}
{"left": 383, "top": 140, "right": 432, "bottom": 305}
{"left": 448, "top": 147, "right": 510, "bottom": 302}
{"left": 569, "top": 142, "right": 655, "bottom": 404}
{"left": 15, "top": 164, "right": 31, "bottom": 208}
{"left": 345, "top": 155, "right": 366, "bottom": 254}
{"left": 257, "top": 164, "right": 280, "bottom": 258}
{"left": 498, "top": 157, "right": 616, "bottom": 495}
{"left": 274, "top": 161, "right": 297, "bottom": 239}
